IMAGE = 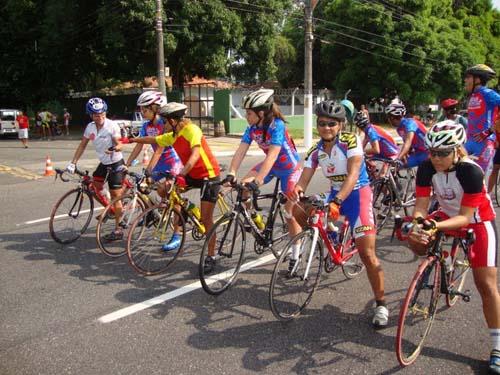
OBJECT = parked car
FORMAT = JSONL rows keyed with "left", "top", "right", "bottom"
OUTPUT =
{"left": 113, "top": 111, "right": 144, "bottom": 138}
{"left": 0, "top": 109, "right": 20, "bottom": 136}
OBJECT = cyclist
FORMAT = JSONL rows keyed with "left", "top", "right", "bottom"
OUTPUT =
{"left": 386, "top": 102, "right": 428, "bottom": 168}
{"left": 354, "top": 110, "right": 399, "bottom": 178}
{"left": 129, "top": 102, "right": 221, "bottom": 268}
{"left": 464, "top": 64, "right": 500, "bottom": 184}
{"left": 289, "top": 101, "right": 388, "bottom": 328}
{"left": 125, "top": 92, "right": 183, "bottom": 202}
{"left": 222, "top": 88, "right": 302, "bottom": 254}
{"left": 66, "top": 97, "right": 127, "bottom": 240}
{"left": 407, "top": 120, "right": 500, "bottom": 374}
{"left": 437, "top": 98, "right": 467, "bottom": 130}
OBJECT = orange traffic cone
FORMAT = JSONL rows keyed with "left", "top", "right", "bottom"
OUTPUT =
{"left": 142, "top": 147, "right": 150, "bottom": 167}
{"left": 44, "top": 155, "right": 55, "bottom": 176}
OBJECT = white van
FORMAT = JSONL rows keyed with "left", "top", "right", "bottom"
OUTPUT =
{"left": 0, "top": 109, "right": 20, "bottom": 135}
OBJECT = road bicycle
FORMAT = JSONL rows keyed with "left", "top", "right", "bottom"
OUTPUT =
{"left": 126, "top": 174, "right": 233, "bottom": 276}
{"left": 269, "top": 196, "right": 364, "bottom": 321}
{"left": 392, "top": 215, "right": 473, "bottom": 366}
{"left": 369, "top": 156, "right": 416, "bottom": 233}
{"left": 96, "top": 171, "right": 156, "bottom": 257}
{"left": 50, "top": 167, "right": 132, "bottom": 244}
{"left": 198, "top": 178, "right": 289, "bottom": 295}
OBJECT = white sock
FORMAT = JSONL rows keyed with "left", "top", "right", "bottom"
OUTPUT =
{"left": 490, "top": 329, "right": 500, "bottom": 351}
{"left": 291, "top": 243, "right": 301, "bottom": 260}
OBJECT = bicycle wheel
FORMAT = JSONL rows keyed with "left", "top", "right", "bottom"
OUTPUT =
{"left": 96, "top": 194, "right": 146, "bottom": 258}
{"left": 340, "top": 224, "right": 365, "bottom": 279}
{"left": 270, "top": 203, "right": 289, "bottom": 259}
{"left": 371, "top": 179, "right": 392, "bottom": 233}
{"left": 269, "top": 228, "right": 323, "bottom": 321}
{"left": 446, "top": 242, "right": 471, "bottom": 307}
{"left": 495, "top": 173, "right": 500, "bottom": 207}
{"left": 396, "top": 257, "right": 441, "bottom": 366}
{"left": 126, "top": 204, "right": 186, "bottom": 275}
{"left": 199, "top": 213, "right": 246, "bottom": 295}
{"left": 49, "top": 188, "right": 94, "bottom": 244}
{"left": 402, "top": 171, "right": 416, "bottom": 216}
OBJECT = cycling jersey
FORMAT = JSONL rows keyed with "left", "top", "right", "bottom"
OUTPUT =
{"left": 139, "top": 119, "right": 182, "bottom": 178}
{"left": 155, "top": 122, "right": 220, "bottom": 179}
{"left": 416, "top": 158, "right": 495, "bottom": 223}
{"left": 467, "top": 86, "right": 500, "bottom": 140}
{"left": 241, "top": 118, "right": 299, "bottom": 171}
{"left": 363, "top": 123, "right": 399, "bottom": 158}
{"left": 304, "top": 132, "right": 370, "bottom": 191}
{"left": 83, "top": 118, "right": 123, "bottom": 165}
{"left": 396, "top": 117, "right": 428, "bottom": 153}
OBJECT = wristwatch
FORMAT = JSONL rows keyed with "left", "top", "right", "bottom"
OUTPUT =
{"left": 333, "top": 196, "right": 343, "bottom": 206}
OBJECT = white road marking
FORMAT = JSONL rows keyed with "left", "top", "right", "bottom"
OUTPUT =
{"left": 98, "top": 253, "right": 276, "bottom": 323}
{"left": 17, "top": 206, "right": 104, "bottom": 226}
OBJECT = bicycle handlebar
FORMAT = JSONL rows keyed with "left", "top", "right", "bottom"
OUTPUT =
{"left": 393, "top": 215, "right": 475, "bottom": 243}
{"left": 367, "top": 156, "right": 403, "bottom": 167}
{"left": 55, "top": 167, "right": 87, "bottom": 182}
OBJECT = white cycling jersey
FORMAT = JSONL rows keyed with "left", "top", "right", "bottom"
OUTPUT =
{"left": 83, "top": 118, "right": 123, "bottom": 165}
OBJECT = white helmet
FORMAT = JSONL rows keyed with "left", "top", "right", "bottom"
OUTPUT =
{"left": 425, "top": 120, "right": 467, "bottom": 149}
{"left": 242, "top": 89, "right": 274, "bottom": 110}
{"left": 159, "top": 102, "right": 188, "bottom": 118}
{"left": 137, "top": 91, "right": 166, "bottom": 107}
{"left": 385, "top": 102, "right": 406, "bottom": 117}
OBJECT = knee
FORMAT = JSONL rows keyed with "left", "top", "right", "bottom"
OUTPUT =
{"left": 475, "top": 279, "right": 500, "bottom": 300}
{"left": 358, "top": 245, "right": 379, "bottom": 267}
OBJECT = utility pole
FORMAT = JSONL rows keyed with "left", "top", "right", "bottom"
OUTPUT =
{"left": 303, "top": 0, "right": 318, "bottom": 149}
{"left": 156, "top": 0, "right": 166, "bottom": 96}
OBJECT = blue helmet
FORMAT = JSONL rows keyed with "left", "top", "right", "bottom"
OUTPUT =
{"left": 86, "top": 97, "right": 108, "bottom": 115}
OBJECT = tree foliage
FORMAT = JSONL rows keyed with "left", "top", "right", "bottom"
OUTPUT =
{"left": 0, "top": 0, "right": 290, "bottom": 107}
{"left": 280, "top": 0, "right": 500, "bottom": 106}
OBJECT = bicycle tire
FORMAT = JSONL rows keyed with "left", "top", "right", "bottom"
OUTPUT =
{"left": 371, "top": 179, "right": 392, "bottom": 233}
{"left": 269, "top": 228, "right": 323, "bottom": 321}
{"left": 495, "top": 173, "right": 500, "bottom": 207}
{"left": 446, "top": 241, "right": 471, "bottom": 307}
{"left": 340, "top": 223, "right": 365, "bottom": 279}
{"left": 396, "top": 257, "right": 441, "bottom": 366}
{"left": 402, "top": 170, "right": 416, "bottom": 217}
{"left": 269, "top": 203, "right": 289, "bottom": 259}
{"left": 49, "top": 188, "right": 94, "bottom": 244}
{"left": 199, "top": 213, "right": 246, "bottom": 295}
{"left": 126, "top": 204, "right": 186, "bottom": 276}
{"left": 96, "top": 193, "right": 146, "bottom": 258}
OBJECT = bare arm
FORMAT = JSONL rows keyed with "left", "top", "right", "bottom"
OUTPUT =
{"left": 180, "top": 145, "right": 201, "bottom": 176}
{"left": 71, "top": 138, "right": 89, "bottom": 164}
{"left": 398, "top": 132, "right": 414, "bottom": 159}
{"left": 335, "top": 155, "right": 362, "bottom": 201}
{"left": 412, "top": 196, "right": 430, "bottom": 219}
{"left": 365, "top": 140, "right": 380, "bottom": 156}
{"left": 435, "top": 206, "right": 474, "bottom": 231}
{"left": 126, "top": 143, "right": 144, "bottom": 167}
{"left": 228, "top": 142, "right": 251, "bottom": 176}
{"left": 147, "top": 147, "right": 165, "bottom": 174}
{"left": 130, "top": 136, "right": 157, "bottom": 145}
{"left": 255, "top": 145, "right": 281, "bottom": 185}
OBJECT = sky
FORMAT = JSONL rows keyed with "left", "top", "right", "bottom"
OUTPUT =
{"left": 494, "top": 0, "right": 500, "bottom": 10}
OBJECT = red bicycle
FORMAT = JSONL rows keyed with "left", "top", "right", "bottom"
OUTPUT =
{"left": 49, "top": 167, "right": 132, "bottom": 244}
{"left": 392, "top": 215, "right": 474, "bottom": 366}
{"left": 269, "top": 196, "right": 365, "bottom": 321}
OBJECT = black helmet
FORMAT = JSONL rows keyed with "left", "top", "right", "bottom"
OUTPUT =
{"left": 315, "top": 100, "right": 346, "bottom": 121}
{"left": 465, "top": 64, "right": 496, "bottom": 82}
{"left": 354, "top": 111, "right": 369, "bottom": 129}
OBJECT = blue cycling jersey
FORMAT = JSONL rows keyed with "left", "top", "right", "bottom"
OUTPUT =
{"left": 364, "top": 124, "right": 399, "bottom": 158}
{"left": 467, "top": 86, "right": 500, "bottom": 140}
{"left": 396, "top": 117, "right": 427, "bottom": 153}
{"left": 241, "top": 118, "right": 299, "bottom": 170}
{"left": 139, "top": 119, "right": 182, "bottom": 171}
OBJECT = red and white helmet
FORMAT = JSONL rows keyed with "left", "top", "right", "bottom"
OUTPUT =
{"left": 425, "top": 120, "right": 466, "bottom": 149}
{"left": 137, "top": 91, "right": 167, "bottom": 107}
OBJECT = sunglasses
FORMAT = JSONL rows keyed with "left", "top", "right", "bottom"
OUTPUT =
{"left": 429, "top": 149, "right": 454, "bottom": 158}
{"left": 317, "top": 120, "right": 340, "bottom": 128}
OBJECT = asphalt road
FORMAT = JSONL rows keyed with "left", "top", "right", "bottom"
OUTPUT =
{"left": 0, "top": 137, "right": 496, "bottom": 374}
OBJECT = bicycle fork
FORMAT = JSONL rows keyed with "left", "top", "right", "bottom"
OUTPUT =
{"left": 293, "top": 227, "right": 320, "bottom": 280}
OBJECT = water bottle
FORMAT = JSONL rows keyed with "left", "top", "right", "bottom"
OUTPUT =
{"left": 131, "top": 159, "right": 139, "bottom": 167}
{"left": 187, "top": 202, "right": 201, "bottom": 221}
{"left": 251, "top": 212, "right": 265, "bottom": 230}
{"left": 327, "top": 221, "right": 339, "bottom": 244}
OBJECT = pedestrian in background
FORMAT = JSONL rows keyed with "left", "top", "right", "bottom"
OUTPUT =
{"left": 63, "top": 108, "right": 71, "bottom": 136}
{"left": 35, "top": 112, "right": 42, "bottom": 138}
{"left": 40, "top": 109, "right": 52, "bottom": 140}
{"left": 50, "top": 112, "right": 59, "bottom": 136}
{"left": 16, "top": 110, "right": 29, "bottom": 148}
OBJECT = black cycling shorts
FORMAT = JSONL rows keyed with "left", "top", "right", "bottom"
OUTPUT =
{"left": 494, "top": 148, "right": 500, "bottom": 165}
{"left": 93, "top": 159, "right": 125, "bottom": 190}
{"left": 185, "top": 175, "right": 221, "bottom": 203}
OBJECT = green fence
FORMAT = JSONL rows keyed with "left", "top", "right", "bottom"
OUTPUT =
{"left": 227, "top": 115, "right": 313, "bottom": 134}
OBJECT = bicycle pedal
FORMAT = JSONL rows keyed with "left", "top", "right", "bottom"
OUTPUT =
{"left": 450, "top": 289, "right": 472, "bottom": 302}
